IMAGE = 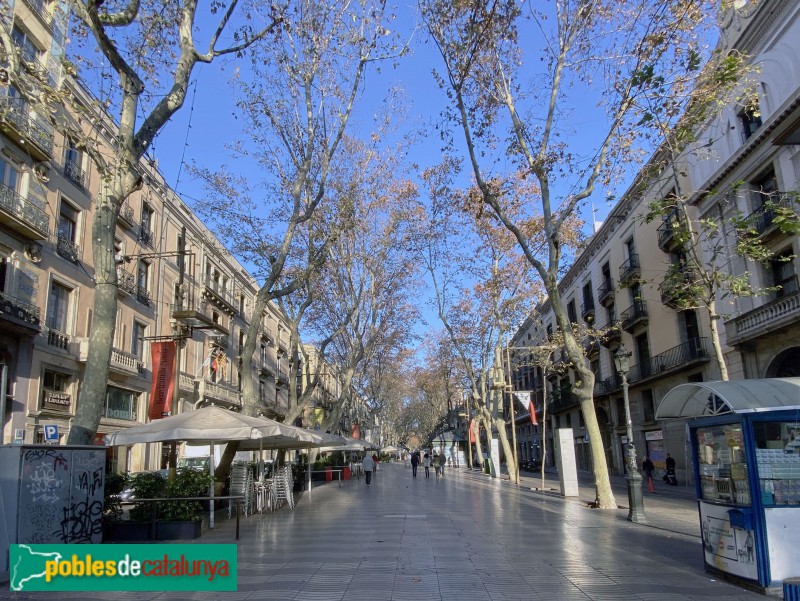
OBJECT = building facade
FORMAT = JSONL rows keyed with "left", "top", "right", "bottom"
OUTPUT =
{"left": 508, "top": 0, "right": 800, "bottom": 486}
{"left": 0, "top": 0, "right": 296, "bottom": 472}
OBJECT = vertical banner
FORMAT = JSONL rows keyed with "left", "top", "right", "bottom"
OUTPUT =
{"left": 149, "top": 341, "right": 176, "bottom": 420}
{"left": 468, "top": 419, "right": 477, "bottom": 443}
{"left": 351, "top": 423, "right": 361, "bottom": 439}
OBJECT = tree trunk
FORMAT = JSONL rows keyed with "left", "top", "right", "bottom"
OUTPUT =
{"left": 707, "top": 302, "right": 729, "bottom": 381}
{"left": 68, "top": 183, "right": 129, "bottom": 443}
{"left": 553, "top": 292, "right": 616, "bottom": 509}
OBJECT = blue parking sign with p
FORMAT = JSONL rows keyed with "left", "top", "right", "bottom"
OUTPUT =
{"left": 44, "top": 424, "right": 58, "bottom": 443}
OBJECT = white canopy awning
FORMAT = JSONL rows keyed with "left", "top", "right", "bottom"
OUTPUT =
{"left": 656, "top": 378, "right": 800, "bottom": 419}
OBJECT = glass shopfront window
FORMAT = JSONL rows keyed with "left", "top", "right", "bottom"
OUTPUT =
{"left": 754, "top": 420, "right": 800, "bottom": 506}
{"left": 103, "top": 386, "right": 137, "bottom": 421}
{"left": 697, "top": 424, "right": 750, "bottom": 505}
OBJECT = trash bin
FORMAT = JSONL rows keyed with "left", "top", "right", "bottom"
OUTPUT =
{"left": 484, "top": 458, "right": 491, "bottom": 474}
{"left": 325, "top": 467, "right": 332, "bottom": 482}
{"left": 784, "top": 578, "right": 800, "bottom": 601}
{"left": 343, "top": 466, "right": 351, "bottom": 480}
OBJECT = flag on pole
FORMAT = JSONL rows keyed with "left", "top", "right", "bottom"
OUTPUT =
{"left": 515, "top": 391, "right": 537, "bottom": 425}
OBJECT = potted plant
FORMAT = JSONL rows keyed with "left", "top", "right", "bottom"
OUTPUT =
{"left": 104, "top": 471, "right": 165, "bottom": 542}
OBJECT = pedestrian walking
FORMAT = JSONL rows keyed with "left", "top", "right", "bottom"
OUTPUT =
{"left": 438, "top": 452, "right": 446, "bottom": 478}
{"left": 362, "top": 454, "right": 375, "bottom": 487}
{"left": 664, "top": 453, "right": 677, "bottom": 486}
{"left": 434, "top": 454, "right": 442, "bottom": 478}
{"left": 410, "top": 451, "right": 419, "bottom": 478}
{"left": 423, "top": 451, "right": 431, "bottom": 478}
{"left": 372, "top": 453, "right": 379, "bottom": 474}
{"left": 642, "top": 456, "right": 655, "bottom": 493}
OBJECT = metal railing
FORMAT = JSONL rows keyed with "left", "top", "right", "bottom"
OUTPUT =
{"left": 597, "top": 278, "right": 614, "bottom": 304}
{"left": 204, "top": 275, "right": 237, "bottom": 311}
{"left": 627, "top": 337, "right": 709, "bottom": 383}
{"left": 620, "top": 300, "right": 648, "bottom": 330}
{"left": 20, "top": 0, "right": 54, "bottom": 28}
{"left": 56, "top": 235, "right": 79, "bottom": 262}
{"left": 118, "top": 203, "right": 135, "bottom": 226}
{"left": 138, "top": 224, "right": 154, "bottom": 247}
{"left": 64, "top": 159, "right": 86, "bottom": 188}
{"left": 743, "top": 192, "right": 798, "bottom": 236}
{"left": 580, "top": 299, "right": 595, "bottom": 320}
{"left": 0, "top": 181, "right": 50, "bottom": 237}
{"left": 110, "top": 347, "right": 145, "bottom": 374}
{"left": 0, "top": 290, "right": 41, "bottom": 326}
{"left": 619, "top": 254, "right": 641, "bottom": 284}
{"left": 0, "top": 96, "right": 54, "bottom": 156}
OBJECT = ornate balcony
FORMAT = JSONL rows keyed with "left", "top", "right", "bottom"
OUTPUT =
{"left": 0, "top": 96, "right": 54, "bottom": 160}
{"left": 659, "top": 267, "right": 700, "bottom": 310}
{"left": 726, "top": 289, "right": 800, "bottom": 346}
{"left": 598, "top": 320, "right": 622, "bottom": 347}
{"left": 583, "top": 335, "right": 600, "bottom": 357}
{"left": 0, "top": 290, "right": 41, "bottom": 333}
{"left": 597, "top": 278, "right": 615, "bottom": 307}
{"left": 77, "top": 339, "right": 145, "bottom": 375}
{"left": 208, "top": 333, "right": 229, "bottom": 350}
{"left": 203, "top": 275, "right": 237, "bottom": 315}
{"left": 138, "top": 224, "right": 154, "bottom": 247}
{"left": 626, "top": 338, "right": 709, "bottom": 384}
{"left": 117, "top": 203, "right": 135, "bottom": 228}
{"left": 619, "top": 254, "right": 641, "bottom": 286}
{"left": 198, "top": 379, "right": 241, "bottom": 408}
{"left": 547, "top": 390, "right": 579, "bottom": 413}
{"left": 20, "top": 0, "right": 54, "bottom": 29}
{"left": 657, "top": 212, "right": 686, "bottom": 252}
{"left": 741, "top": 192, "right": 798, "bottom": 240}
{"left": 56, "top": 235, "right": 80, "bottom": 262}
{"left": 0, "top": 182, "right": 49, "bottom": 239}
{"left": 64, "top": 159, "right": 86, "bottom": 189}
{"left": 581, "top": 299, "right": 596, "bottom": 323}
{"left": 620, "top": 300, "right": 648, "bottom": 332}
{"left": 115, "top": 266, "right": 150, "bottom": 307}
{"left": 46, "top": 328, "right": 70, "bottom": 351}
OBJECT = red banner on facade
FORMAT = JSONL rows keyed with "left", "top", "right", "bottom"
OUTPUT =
{"left": 469, "top": 419, "right": 477, "bottom": 443}
{"left": 351, "top": 423, "right": 361, "bottom": 439}
{"left": 149, "top": 341, "right": 176, "bottom": 420}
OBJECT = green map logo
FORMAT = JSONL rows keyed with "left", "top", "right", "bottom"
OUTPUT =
{"left": 9, "top": 544, "right": 237, "bottom": 591}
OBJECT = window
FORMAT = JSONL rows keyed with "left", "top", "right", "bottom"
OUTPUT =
{"left": 41, "top": 369, "right": 71, "bottom": 412}
{"left": 11, "top": 26, "right": 41, "bottom": 65}
{"left": 260, "top": 343, "right": 267, "bottom": 368}
{"left": 43, "top": 369, "right": 69, "bottom": 391}
{"left": 582, "top": 282, "right": 594, "bottom": 309}
{"left": 0, "top": 157, "right": 20, "bottom": 191}
{"left": 750, "top": 167, "right": 778, "bottom": 210}
{"left": 739, "top": 102, "right": 763, "bottom": 142}
{"left": 131, "top": 321, "right": 146, "bottom": 359}
{"left": 771, "top": 248, "right": 797, "bottom": 298}
{"left": 635, "top": 333, "right": 651, "bottom": 377}
{"left": 56, "top": 201, "right": 80, "bottom": 262}
{"left": 616, "top": 397, "right": 626, "bottom": 426}
{"left": 64, "top": 139, "right": 84, "bottom": 187}
{"left": 136, "top": 260, "right": 149, "bottom": 293}
{"left": 139, "top": 204, "right": 154, "bottom": 246}
{"left": 567, "top": 300, "right": 577, "bottom": 324}
{"left": 46, "top": 281, "right": 71, "bottom": 332}
{"left": 641, "top": 389, "right": 655, "bottom": 422}
{"left": 103, "top": 386, "right": 137, "bottom": 421}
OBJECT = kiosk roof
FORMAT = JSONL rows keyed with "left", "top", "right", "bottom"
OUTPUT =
{"left": 656, "top": 378, "right": 800, "bottom": 419}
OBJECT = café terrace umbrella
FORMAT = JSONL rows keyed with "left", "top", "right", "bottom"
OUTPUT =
{"left": 380, "top": 445, "right": 400, "bottom": 454}
{"left": 103, "top": 406, "right": 320, "bottom": 525}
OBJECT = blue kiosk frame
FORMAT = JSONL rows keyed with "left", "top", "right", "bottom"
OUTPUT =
{"left": 658, "top": 378, "right": 800, "bottom": 595}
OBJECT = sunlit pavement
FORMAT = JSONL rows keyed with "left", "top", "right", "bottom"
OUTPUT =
{"left": 2, "top": 462, "right": 765, "bottom": 600}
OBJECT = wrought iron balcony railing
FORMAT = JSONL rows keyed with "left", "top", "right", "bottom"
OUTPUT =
{"left": 620, "top": 300, "right": 648, "bottom": 331}
{"left": 0, "top": 181, "right": 50, "bottom": 239}
{"left": 619, "top": 254, "right": 641, "bottom": 285}
{"left": 56, "top": 235, "right": 80, "bottom": 262}
{"left": 627, "top": 337, "right": 709, "bottom": 383}
{"left": 0, "top": 96, "right": 54, "bottom": 157}
{"left": 64, "top": 159, "right": 86, "bottom": 189}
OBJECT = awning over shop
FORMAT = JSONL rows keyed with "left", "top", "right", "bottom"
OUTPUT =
{"left": 656, "top": 378, "right": 800, "bottom": 419}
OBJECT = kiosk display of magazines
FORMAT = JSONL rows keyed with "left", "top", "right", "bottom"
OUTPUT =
{"left": 657, "top": 378, "right": 800, "bottom": 596}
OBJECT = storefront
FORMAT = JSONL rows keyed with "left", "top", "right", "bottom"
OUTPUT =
{"left": 657, "top": 378, "right": 800, "bottom": 595}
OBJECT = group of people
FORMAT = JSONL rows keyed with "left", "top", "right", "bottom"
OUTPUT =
{"left": 409, "top": 450, "right": 446, "bottom": 478}
{"left": 641, "top": 453, "right": 677, "bottom": 492}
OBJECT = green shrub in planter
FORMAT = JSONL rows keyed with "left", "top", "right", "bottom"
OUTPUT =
{"left": 162, "top": 468, "right": 213, "bottom": 522}
{"left": 129, "top": 471, "right": 168, "bottom": 522}
{"left": 103, "top": 472, "right": 129, "bottom": 522}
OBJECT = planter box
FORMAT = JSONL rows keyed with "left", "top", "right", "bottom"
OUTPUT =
{"left": 103, "top": 521, "right": 152, "bottom": 542}
{"left": 156, "top": 520, "right": 202, "bottom": 540}
{"left": 103, "top": 519, "right": 202, "bottom": 541}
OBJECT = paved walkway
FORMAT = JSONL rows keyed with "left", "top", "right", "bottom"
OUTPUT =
{"left": 2, "top": 463, "right": 767, "bottom": 600}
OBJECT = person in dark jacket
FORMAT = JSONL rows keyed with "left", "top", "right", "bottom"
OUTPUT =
{"left": 410, "top": 451, "right": 419, "bottom": 478}
{"left": 642, "top": 457, "right": 655, "bottom": 493}
{"left": 664, "top": 453, "right": 677, "bottom": 485}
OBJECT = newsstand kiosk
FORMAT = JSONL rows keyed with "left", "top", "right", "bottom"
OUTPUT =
{"left": 657, "top": 378, "right": 800, "bottom": 597}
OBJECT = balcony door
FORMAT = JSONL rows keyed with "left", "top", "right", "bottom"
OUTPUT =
{"left": 635, "top": 333, "right": 651, "bottom": 378}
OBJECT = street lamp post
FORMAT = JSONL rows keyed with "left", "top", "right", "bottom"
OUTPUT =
{"left": 613, "top": 345, "right": 646, "bottom": 523}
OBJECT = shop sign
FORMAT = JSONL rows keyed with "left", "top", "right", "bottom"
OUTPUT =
{"left": 645, "top": 430, "right": 663, "bottom": 441}
{"left": 42, "top": 390, "right": 71, "bottom": 412}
